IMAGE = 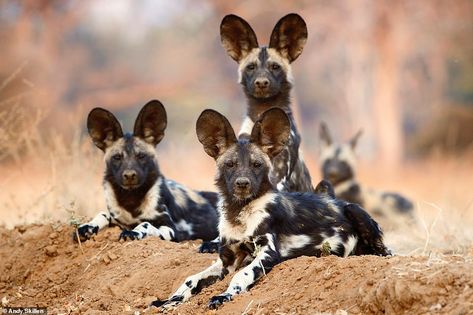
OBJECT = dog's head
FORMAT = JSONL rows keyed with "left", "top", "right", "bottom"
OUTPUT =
{"left": 87, "top": 100, "right": 167, "bottom": 190}
{"left": 319, "top": 122, "right": 362, "bottom": 185}
{"left": 220, "top": 13, "right": 307, "bottom": 99}
{"left": 196, "top": 108, "right": 290, "bottom": 203}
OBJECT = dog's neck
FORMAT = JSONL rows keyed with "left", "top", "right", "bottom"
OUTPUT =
{"left": 216, "top": 175, "right": 274, "bottom": 225}
{"left": 244, "top": 87, "right": 292, "bottom": 122}
{"left": 105, "top": 170, "right": 161, "bottom": 217}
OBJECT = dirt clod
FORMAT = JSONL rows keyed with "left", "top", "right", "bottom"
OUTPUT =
{"left": 44, "top": 245, "right": 58, "bottom": 257}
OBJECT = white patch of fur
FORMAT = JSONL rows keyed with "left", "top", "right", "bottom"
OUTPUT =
{"left": 168, "top": 183, "right": 188, "bottom": 209}
{"left": 343, "top": 235, "right": 358, "bottom": 257}
{"left": 237, "top": 48, "right": 261, "bottom": 83}
{"left": 176, "top": 219, "right": 194, "bottom": 236}
{"left": 319, "top": 195, "right": 341, "bottom": 214}
{"left": 238, "top": 116, "right": 254, "bottom": 137}
{"left": 82, "top": 211, "right": 110, "bottom": 231}
{"left": 298, "top": 148, "right": 305, "bottom": 161}
{"left": 279, "top": 234, "right": 311, "bottom": 257}
{"left": 267, "top": 48, "right": 293, "bottom": 84}
{"left": 103, "top": 177, "right": 163, "bottom": 226}
{"left": 338, "top": 145, "right": 357, "bottom": 169}
{"left": 167, "top": 180, "right": 208, "bottom": 208}
{"left": 157, "top": 226, "right": 175, "bottom": 240}
{"left": 276, "top": 181, "right": 286, "bottom": 191}
{"left": 333, "top": 179, "right": 358, "bottom": 197}
{"left": 219, "top": 193, "right": 276, "bottom": 241}
{"left": 130, "top": 222, "right": 174, "bottom": 240}
{"left": 316, "top": 232, "right": 343, "bottom": 254}
{"left": 103, "top": 138, "right": 126, "bottom": 162}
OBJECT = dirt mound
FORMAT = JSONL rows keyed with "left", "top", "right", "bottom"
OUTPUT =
{"left": 1, "top": 224, "right": 472, "bottom": 314}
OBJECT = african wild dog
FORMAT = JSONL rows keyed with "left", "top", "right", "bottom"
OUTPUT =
{"left": 220, "top": 13, "right": 313, "bottom": 192}
{"left": 319, "top": 122, "right": 415, "bottom": 230}
{"left": 152, "top": 108, "right": 389, "bottom": 310}
{"left": 74, "top": 100, "right": 219, "bottom": 243}
{"left": 199, "top": 13, "right": 314, "bottom": 254}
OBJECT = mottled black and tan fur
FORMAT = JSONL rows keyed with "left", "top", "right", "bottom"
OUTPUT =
{"left": 153, "top": 108, "right": 389, "bottom": 310}
{"left": 75, "top": 100, "right": 218, "bottom": 243}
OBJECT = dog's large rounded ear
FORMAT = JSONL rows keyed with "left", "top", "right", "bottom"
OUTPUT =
{"left": 319, "top": 122, "right": 332, "bottom": 147}
{"left": 133, "top": 100, "right": 167, "bottom": 146}
{"left": 314, "top": 179, "right": 336, "bottom": 198}
{"left": 196, "top": 109, "right": 237, "bottom": 159}
{"left": 250, "top": 108, "right": 290, "bottom": 158}
{"left": 269, "top": 13, "right": 308, "bottom": 63}
{"left": 220, "top": 14, "right": 259, "bottom": 62}
{"left": 87, "top": 108, "right": 123, "bottom": 151}
{"left": 349, "top": 129, "right": 363, "bottom": 149}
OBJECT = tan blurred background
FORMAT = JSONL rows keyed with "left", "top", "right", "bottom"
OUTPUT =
{"left": 0, "top": 0, "right": 472, "bottom": 253}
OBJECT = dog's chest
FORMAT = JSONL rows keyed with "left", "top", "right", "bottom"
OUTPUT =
{"left": 218, "top": 193, "right": 275, "bottom": 240}
{"left": 104, "top": 180, "right": 162, "bottom": 227}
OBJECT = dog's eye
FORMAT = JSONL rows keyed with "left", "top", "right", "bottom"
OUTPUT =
{"left": 253, "top": 161, "right": 262, "bottom": 168}
{"left": 225, "top": 161, "right": 234, "bottom": 168}
{"left": 136, "top": 152, "right": 146, "bottom": 160}
{"left": 246, "top": 63, "right": 256, "bottom": 71}
{"left": 112, "top": 154, "right": 122, "bottom": 161}
{"left": 271, "top": 64, "right": 281, "bottom": 70}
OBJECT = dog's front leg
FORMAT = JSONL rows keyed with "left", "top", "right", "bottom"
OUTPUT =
{"left": 119, "top": 221, "right": 177, "bottom": 241}
{"left": 119, "top": 205, "right": 179, "bottom": 241}
{"left": 151, "top": 258, "right": 227, "bottom": 309}
{"left": 208, "top": 233, "right": 280, "bottom": 309}
{"left": 74, "top": 211, "right": 111, "bottom": 242}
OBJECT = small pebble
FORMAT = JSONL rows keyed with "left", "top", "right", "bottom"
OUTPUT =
{"left": 45, "top": 245, "right": 58, "bottom": 257}
{"left": 49, "top": 232, "right": 58, "bottom": 239}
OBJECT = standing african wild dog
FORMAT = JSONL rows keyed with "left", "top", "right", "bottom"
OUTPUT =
{"left": 152, "top": 108, "right": 389, "bottom": 310}
{"left": 220, "top": 13, "right": 313, "bottom": 192}
{"left": 75, "top": 100, "right": 219, "bottom": 243}
{"left": 319, "top": 122, "right": 415, "bottom": 230}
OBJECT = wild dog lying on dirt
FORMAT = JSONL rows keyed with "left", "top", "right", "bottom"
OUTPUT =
{"left": 220, "top": 13, "right": 313, "bottom": 192}
{"left": 152, "top": 108, "right": 389, "bottom": 310}
{"left": 319, "top": 122, "right": 415, "bottom": 229}
{"left": 74, "top": 100, "right": 219, "bottom": 243}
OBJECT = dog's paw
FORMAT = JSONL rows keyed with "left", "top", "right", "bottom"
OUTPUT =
{"left": 199, "top": 240, "right": 219, "bottom": 253}
{"left": 150, "top": 299, "right": 168, "bottom": 308}
{"left": 150, "top": 295, "right": 183, "bottom": 309}
{"left": 208, "top": 293, "right": 232, "bottom": 309}
{"left": 73, "top": 224, "right": 98, "bottom": 242}
{"left": 118, "top": 230, "right": 141, "bottom": 241}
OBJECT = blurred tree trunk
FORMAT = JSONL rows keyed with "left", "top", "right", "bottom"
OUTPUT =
{"left": 372, "top": 2, "right": 404, "bottom": 168}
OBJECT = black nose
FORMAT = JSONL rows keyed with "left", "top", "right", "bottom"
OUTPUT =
{"left": 122, "top": 170, "right": 137, "bottom": 182}
{"left": 255, "top": 78, "right": 269, "bottom": 89}
{"left": 236, "top": 177, "right": 250, "bottom": 189}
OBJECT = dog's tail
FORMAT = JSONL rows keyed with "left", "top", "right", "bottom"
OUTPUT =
{"left": 343, "top": 203, "right": 391, "bottom": 256}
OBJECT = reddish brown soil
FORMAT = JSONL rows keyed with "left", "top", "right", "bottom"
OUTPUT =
{"left": 1, "top": 224, "right": 472, "bottom": 315}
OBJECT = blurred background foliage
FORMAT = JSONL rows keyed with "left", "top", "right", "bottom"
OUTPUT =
{"left": 0, "top": 0, "right": 472, "bottom": 232}
{"left": 1, "top": 0, "right": 472, "bottom": 163}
